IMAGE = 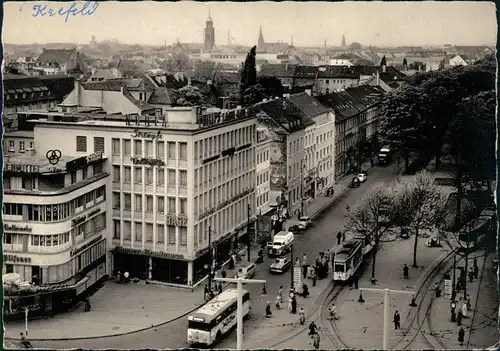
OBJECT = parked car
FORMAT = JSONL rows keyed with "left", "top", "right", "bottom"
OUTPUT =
{"left": 357, "top": 173, "right": 367, "bottom": 183}
{"left": 298, "top": 216, "right": 312, "bottom": 230}
{"left": 269, "top": 257, "right": 292, "bottom": 274}
{"left": 236, "top": 262, "right": 256, "bottom": 279}
{"left": 349, "top": 177, "right": 360, "bottom": 188}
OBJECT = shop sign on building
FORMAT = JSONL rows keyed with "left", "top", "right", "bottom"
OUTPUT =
{"left": 71, "top": 236, "right": 103, "bottom": 257}
{"left": 131, "top": 129, "right": 163, "bottom": 140}
{"left": 72, "top": 215, "right": 86, "bottom": 227}
{"left": 3, "top": 163, "right": 41, "bottom": 174}
{"left": 115, "top": 247, "right": 186, "bottom": 261}
{"left": 166, "top": 215, "right": 188, "bottom": 227}
{"left": 131, "top": 157, "right": 165, "bottom": 167}
{"left": 4, "top": 254, "right": 32, "bottom": 264}
{"left": 66, "top": 152, "right": 103, "bottom": 172}
{"left": 4, "top": 224, "right": 32, "bottom": 232}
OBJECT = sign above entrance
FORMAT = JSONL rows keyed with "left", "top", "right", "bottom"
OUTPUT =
{"left": 113, "top": 247, "right": 187, "bottom": 261}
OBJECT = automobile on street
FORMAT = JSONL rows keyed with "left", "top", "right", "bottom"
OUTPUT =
{"left": 269, "top": 257, "right": 292, "bottom": 274}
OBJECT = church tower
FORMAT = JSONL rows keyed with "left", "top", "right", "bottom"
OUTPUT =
{"left": 204, "top": 9, "right": 215, "bottom": 52}
{"left": 341, "top": 34, "right": 346, "bottom": 48}
{"left": 258, "top": 26, "right": 265, "bottom": 47}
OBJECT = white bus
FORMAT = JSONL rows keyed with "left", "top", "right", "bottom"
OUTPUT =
{"left": 187, "top": 288, "right": 251, "bottom": 346}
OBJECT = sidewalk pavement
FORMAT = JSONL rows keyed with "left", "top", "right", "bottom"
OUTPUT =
{"left": 4, "top": 281, "right": 205, "bottom": 340}
{"left": 426, "top": 249, "right": 499, "bottom": 350}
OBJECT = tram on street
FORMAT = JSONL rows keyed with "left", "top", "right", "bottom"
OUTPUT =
{"left": 333, "top": 238, "right": 370, "bottom": 281}
{"left": 187, "top": 288, "right": 250, "bottom": 346}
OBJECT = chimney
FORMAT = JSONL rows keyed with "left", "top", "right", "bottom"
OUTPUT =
{"left": 376, "top": 70, "right": 380, "bottom": 86}
{"left": 74, "top": 79, "right": 81, "bottom": 106}
{"left": 382, "top": 65, "right": 387, "bottom": 73}
{"left": 305, "top": 89, "right": 311, "bottom": 96}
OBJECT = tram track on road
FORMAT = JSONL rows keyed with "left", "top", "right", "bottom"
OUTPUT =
{"left": 391, "top": 249, "right": 455, "bottom": 350}
{"left": 263, "top": 280, "right": 343, "bottom": 348}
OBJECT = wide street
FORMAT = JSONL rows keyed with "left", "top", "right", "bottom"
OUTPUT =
{"left": 31, "top": 162, "right": 401, "bottom": 349}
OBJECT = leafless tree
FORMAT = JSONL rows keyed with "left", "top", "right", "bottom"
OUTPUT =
{"left": 395, "top": 171, "right": 448, "bottom": 267}
{"left": 345, "top": 185, "right": 396, "bottom": 280}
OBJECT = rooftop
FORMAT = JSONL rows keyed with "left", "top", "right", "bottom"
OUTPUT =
{"left": 288, "top": 92, "right": 330, "bottom": 118}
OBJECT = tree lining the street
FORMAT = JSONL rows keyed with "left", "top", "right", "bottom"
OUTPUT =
{"left": 379, "top": 55, "right": 496, "bottom": 180}
{"left": 345, "top": 185, "right": 396, "bottom": 280}
{"left": 394, "top": 171, "right": 448, "bottom": 267}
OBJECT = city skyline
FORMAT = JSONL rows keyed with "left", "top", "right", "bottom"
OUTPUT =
{"left": 3, "top": 1, "right": 497, "bottom": 47}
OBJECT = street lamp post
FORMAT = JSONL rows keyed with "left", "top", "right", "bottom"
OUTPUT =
{"left": 359, "top": 288, "right": 415, "bottom": 350}
{"left": 24, "top": 307, "right": 29, "bottom": 336}
{"left": 247, "top": 204, "right": 251, "bottom": 262}
{"left": 213, "top": 277, "right": 266, "bottom": 350}
{"left": 301, "top": 162, "right": 306, "bottom": 217}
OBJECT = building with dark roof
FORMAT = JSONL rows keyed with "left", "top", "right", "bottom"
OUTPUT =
{"left": 255, "top": 97, "right": 314, "bottom": 215}
{"left": 288, "top": 92, "right": 336, "bottom": 197}
{"left": 35, "top": 49, "right": 80, "bottom": 75}
{"left": 3, "top": 74, "right": 74, "bottom": 131}
{"left": 316, "top": 85, "right": 385, "bottom": 178}
{"left": 59, "top": 74, "right": 189, "bottom": 115}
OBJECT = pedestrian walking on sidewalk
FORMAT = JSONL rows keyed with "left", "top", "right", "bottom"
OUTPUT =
{"left": 204, "top": 285, "right": 209, "bottom": 301}
{"left": 342, "top": 232, "right": 346, "bottom": 243}
{"left": 457, "top": 310, "right": 463, "bottom": 326}
{"left": 458, "top": 327, "right": 465, "bottom": 346}
{"left": 311, "top": 332, "right": 320, "bottom": 349}
{"left": 276, "top": 295, "right": 281, "bottom": 309}
{"left": 266, "top": 301, "right": 272, "bottom": 318}
{"left": 288, "top": 299, "right": 293, "bottom": 313}
{"left": 337, "top": 231, "right": 342, "bottom": 245}
{"left": 308, "top": 321, "right": 318, "bottom": 336}
{"left": 461, "top": 301, "right": 468, "bottom": 318}
{"left": 466, "top": 295, "right": 471, "bottom": 311}
{"left": 473, "top": 264, "right": 479, "bottom": 279}
{"left": 302, "top": 254, "right": 308, "bottom": 278}
{"left": 393, "top": 310, "right": 401, "bottom": 329}
{"left": 403, "top": 264, "right": 409, "bottom": 279}
{"left": 291, "top": 296, "right": 297, "bottom": 314}
{"left": 278, "top": 285, "right": 283, "bottom": 300}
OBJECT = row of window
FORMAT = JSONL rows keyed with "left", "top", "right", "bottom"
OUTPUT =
{"left": 112, "top": 139, "right": 188, "bottom": 160}
{"left": 257, "top": 171, "right": 269, "bottom": 186}
{"left": 7, "top": 140, "right": 34, "bottom": 152}
{"left": 193, "top": 176, "right": 254, "bottom": 219}
{"left": 5, "top": 91, "right": 51, "bottom": 100}
{"left": 3, "top": 213, "right": 106, "bottom": 248}
{"left": 113, "top": 166, "right": 188, "bottom": 186}
{"left": 194, "top": 196, "right": 252, "bottom": 249}
{"left": 257, "top": 191, "right": 269, "bottom": 208}
{"left": 194, "top": 151, "right": 254, "bottom": 192}
{"left": 193, "top": 125, "right": 255, "bottom": 161}
{"left": 317, "top": 130, "right": 334, "bottom": 144}
{"left": 76, "top": 136, "right": 105, "bottom": 153}
{"left": 256, "top": 150, "right": 270, "bottom": 165}
{"left": 113, "top": 221, "right": 188, "bottom": 246}
{"left": 113, "top": 192, "right": 187, "bottom": 214}
{"left": 3, "top": 186, "right": 106, "bottom": 222}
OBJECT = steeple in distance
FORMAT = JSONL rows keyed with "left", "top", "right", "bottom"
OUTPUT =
{"left": 341, "top": 34, "right": 346, "bottom": 48}
{"left": 258, "top": 25, "right": 265, "bottom": 47}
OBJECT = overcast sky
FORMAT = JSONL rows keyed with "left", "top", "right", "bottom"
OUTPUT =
{"left": 3, "top": 1, "right": 497, "bottom": 47}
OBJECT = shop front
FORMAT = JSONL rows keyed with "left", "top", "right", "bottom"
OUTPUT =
{"left": 112, "top": 247, "right": 189, "bottom": 285}
{"left": 192, "top": 234, "right": 234, "bottom": 285}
